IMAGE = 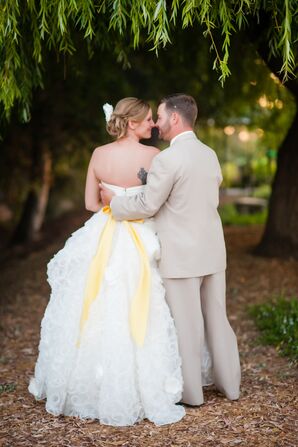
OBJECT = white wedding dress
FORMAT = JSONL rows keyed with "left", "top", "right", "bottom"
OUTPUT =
{"left": 29, "top": 183, "right": 186, "bottom": 426}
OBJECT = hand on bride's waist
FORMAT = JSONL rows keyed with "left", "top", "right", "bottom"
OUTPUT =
{"left": 99, "top": 184, "right": 114, "bottom": 206}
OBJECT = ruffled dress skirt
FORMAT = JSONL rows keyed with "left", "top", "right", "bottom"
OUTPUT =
{"left": 29, "top": 204, "right": 186, "bottom": 426}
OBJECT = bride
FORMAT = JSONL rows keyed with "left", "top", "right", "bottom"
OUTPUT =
{"left": 28, "top": 97, "right": 185, "bottom": 426}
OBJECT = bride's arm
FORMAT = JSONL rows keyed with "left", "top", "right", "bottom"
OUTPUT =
{"left": 85, "top": 149, "right": 102, "bottom": 212}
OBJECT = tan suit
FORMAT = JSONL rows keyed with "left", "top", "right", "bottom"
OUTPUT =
{"left": 111, "top": 132, "right": 241, "bottom": 404}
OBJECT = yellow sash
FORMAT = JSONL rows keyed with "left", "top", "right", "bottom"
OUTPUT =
{"left": 77, "top": 206, "right": 151, "bottom": 347}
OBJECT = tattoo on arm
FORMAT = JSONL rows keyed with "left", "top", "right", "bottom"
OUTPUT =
{"left": 137, "top": 167, "right": 148, "bottom": 185}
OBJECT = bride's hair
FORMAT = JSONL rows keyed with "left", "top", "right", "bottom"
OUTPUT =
{"left": 107, "top": 97, "right": 150, "bottom": 139}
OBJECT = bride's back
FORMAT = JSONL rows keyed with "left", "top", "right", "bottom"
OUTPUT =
{"left": 92, "top": 141, "right": 160, "bottom": 188}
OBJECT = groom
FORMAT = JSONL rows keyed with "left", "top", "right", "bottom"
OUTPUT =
{"left": 100, "top": 93, "right": 241, "bottom": 405}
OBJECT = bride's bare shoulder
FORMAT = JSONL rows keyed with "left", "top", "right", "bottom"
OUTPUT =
{"left": 92, "top": 143, "right": 117, "bottom": 157}
{"left": 139, "top": 143, "right": 160, "bottom": 155}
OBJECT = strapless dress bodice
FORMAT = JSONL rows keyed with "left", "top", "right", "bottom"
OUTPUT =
{"left": 101, "top": 181, "right": 145, "bottom": 197}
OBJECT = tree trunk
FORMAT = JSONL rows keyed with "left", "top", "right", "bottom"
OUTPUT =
{"left": 12, "top": 144, "right": 52, "bottom": 244}
{"left": 255, "top": 109, "right": 298, "bottom": 258}
{"left": 31, "top": 147, "right": 52, "bottom": 233}
{"left": 254, "top": 64, "right": 298, "bottom": 258}
{"left": 246, "top": 15, "right": 298, "bottom": 258}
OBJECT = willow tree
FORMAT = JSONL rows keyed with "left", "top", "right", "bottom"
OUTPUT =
{"left": 1, "top": 0, "right": 297, "bottom": 256}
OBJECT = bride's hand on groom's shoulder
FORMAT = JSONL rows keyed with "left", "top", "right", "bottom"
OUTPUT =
{"left": 99, "top": 184, "right": 114, "bottom": 206}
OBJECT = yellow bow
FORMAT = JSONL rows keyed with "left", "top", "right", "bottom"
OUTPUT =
{"left": 77, "top": 206, "right": 151, "bottom": 347}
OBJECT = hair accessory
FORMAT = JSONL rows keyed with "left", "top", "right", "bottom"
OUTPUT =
{"left": 103, "top": 103, "right": 113, "bottom": 122}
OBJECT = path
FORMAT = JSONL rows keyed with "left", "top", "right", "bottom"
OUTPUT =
{"left": 0, "top": 212, "right": 297, "bottom": 447}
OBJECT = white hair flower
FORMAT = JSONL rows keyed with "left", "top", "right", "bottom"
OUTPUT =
{"left": 103, "top": 103, "right": 114, "bottom": 123}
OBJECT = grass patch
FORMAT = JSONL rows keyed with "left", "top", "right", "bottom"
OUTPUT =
{"left": 219, "top": 203, "right": 267, "bottom": 225}
{"left": 0, "top": 382, "right": 17, "bottom": 394}
{"left": 249, "top": 297, "right": 298, "bottom": 362}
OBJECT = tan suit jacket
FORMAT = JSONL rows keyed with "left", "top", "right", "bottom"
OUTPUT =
{"left": 111, "top": 132, "right": 226, "bottom": 278}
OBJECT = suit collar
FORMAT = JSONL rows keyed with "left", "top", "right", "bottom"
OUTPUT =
{"left": 170, "top": 131, "right": 196, "bottom": 145}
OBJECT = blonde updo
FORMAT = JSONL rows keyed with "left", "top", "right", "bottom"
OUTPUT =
{"left": 106, "top": 97, "right": 150, "bottom": 139}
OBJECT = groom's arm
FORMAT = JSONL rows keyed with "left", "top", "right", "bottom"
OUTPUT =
{"left": 111, "top": 153, "right": 174, "bottom": 220}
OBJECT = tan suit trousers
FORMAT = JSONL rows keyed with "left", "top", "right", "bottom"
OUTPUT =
{"left": 163, "top": 272, "right": 241, "bottom": 405}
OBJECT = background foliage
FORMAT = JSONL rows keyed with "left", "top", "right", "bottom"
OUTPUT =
{"left": 1, "top": 1, "right": 297, "bottom": 255}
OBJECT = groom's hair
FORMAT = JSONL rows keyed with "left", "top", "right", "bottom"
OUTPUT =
{"left": 160, "top": 94, "right": 198, "bottom": 127}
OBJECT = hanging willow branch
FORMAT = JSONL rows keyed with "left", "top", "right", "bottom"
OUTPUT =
{"left": 0, "top": 0, "right": 297, "bottom": 118}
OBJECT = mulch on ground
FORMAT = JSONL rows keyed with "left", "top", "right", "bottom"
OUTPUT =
{"left": 0, "top": 213, "right": 297, "bottom": 447}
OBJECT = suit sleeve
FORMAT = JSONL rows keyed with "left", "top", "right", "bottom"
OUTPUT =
{"left": 111, "top": 154, "right": 174, "bottom": 220}
{"left": 213, "top": 152, "right": 223, "bottom": 186}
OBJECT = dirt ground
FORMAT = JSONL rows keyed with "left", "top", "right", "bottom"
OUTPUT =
{"left": 0, "top": 212, "right": 297, "bottom": 447}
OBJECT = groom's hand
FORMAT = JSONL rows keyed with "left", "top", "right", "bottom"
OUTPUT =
{"left": 99, "top": 184, "right": 114, "bottom": 206}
